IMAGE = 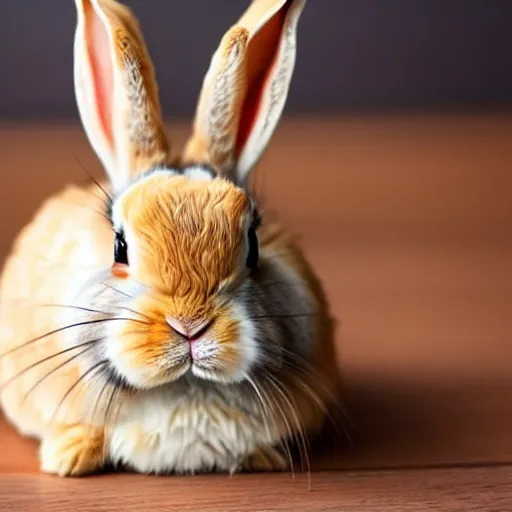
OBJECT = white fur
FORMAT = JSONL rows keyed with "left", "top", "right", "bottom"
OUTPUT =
{"left": 49, "top": 229, "right": 315, "bottom": 476}
{"left": 108, "top": 381, "right": 273, "bottom": 474}
{"left": 104, "top": 293, "right": 258, "bottom": 388}
{"left": 100, "top": 245, "right": 313, "bottom": 475}
{"left": 104, "top": 319, "right": 191, "bottom": 389}
{"left": 100, "top": 285, "right": 265, "bottom": 473}
{"left": 228, "top": 297, "right": 258, "bottom": 378}
{"left": 182, "top": 166, "right": 215, "bottom": 181}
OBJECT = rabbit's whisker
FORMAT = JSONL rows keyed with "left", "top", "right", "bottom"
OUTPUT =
{"left": 276, "top": 347, "right": 354, "bottom": 444}
{"left": 100, "top": 282, "right": 135, "bottom": 300}
{"left": 50, "top": 360, "right": 109, "bottom": 426}
{"left": 280, "top": 348, "right": 353, "bottom": 427}
{"left": 262, "top": 378, "right": 299, "bottom": 473}
{"left": 245, "top": 374, "right": 270, "bottom": 418}
{"left": 18, "top": 344, "right": 98, "bottom": 408}
{"left": 261, "top": 377, "right": 300, "bottom": 477}
{"left": 1, "top": 301, "right": 150, "bottom": 322}
{"left": 73, "top": 154, "right": 113, "bottom": 204}
{"left": 101, "top": 383, "right": 124, "bottom": 458}
{"left": 87, "top": 373, "right": 111, "bottom": 433}
{"left": 258, "top": 280, "right": 305, "bottom": 288}
{"left": 247, "top": 374, "right": 296, "bottom": 479}
{"left": 247, "top": 312, "right": 319, "bottom": 321}
{"left": 0, "top": 338, "right": 103, "bottom": 391}
{"left": 42, "top": 303, "right": 151, "bottom": 322}
{"left": 264, "top": 372, "right": 312, "bottom": 490}
{"left": 244, "top": 373, "right": 280, "bottom": 463}
{"left": 103, "top": 382, "right": 121, "bottom": 431}
{"left": 289, "top": 369, "right": 351, "bottom": 446}
{"left": 0, "top": 317, "right": 149, "bottom": 359}
{"left": 62, "top": 360, "right": 111, "bottom": 427}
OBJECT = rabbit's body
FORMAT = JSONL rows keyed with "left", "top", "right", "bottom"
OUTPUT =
{"left": 0, "top": 184, "right": 115, "bottom": 439}
{"left": 0, "top": 0, "right": 340, "bottom": 476}
{"left": 0, "top": 181, "right": 338, "bottom": 475}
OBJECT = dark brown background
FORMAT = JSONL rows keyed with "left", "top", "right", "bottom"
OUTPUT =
{"left": 1, "top": 0, "right": 512, "bottom": 119}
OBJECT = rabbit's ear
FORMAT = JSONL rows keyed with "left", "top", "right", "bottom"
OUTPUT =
{"left": 182, "top": 0, "right": 306, "bottom": 185}
{"left": 74, "top": 0, "right": 170, "bottom": 192}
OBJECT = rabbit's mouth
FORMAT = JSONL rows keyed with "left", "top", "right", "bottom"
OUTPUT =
{"left": 100, "top": 338, "right": 251, "bottom": 391}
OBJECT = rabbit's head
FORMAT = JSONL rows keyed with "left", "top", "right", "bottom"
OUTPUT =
{"left": 73, "top": 0, "right": 307, "bottom": 389}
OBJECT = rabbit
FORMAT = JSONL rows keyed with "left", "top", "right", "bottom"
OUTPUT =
{"left": 0, "top": 0, "right": 341, "bottom": 477}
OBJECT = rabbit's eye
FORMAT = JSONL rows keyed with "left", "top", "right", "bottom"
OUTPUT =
{"left": 114, "top": 231, "right": 129, "bottom": 265}
{"left": 246, "top": 227, "right": 259, "bottom": 269}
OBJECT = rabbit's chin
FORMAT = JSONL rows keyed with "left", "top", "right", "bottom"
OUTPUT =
{"left": 104, "top": 354, "right": 254, "bottom": 391}
{"left": 189, "top": 363, "right": 249, "bottom": 385}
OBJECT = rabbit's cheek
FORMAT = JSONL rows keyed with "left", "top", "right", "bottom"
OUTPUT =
{"left": 190, "top": 303, "right": 258, "bottom": 383}
{"left": 191, "top": 317, "right": 239, "bottom": 372}
{"left": 104, "top": 319, "right": 189, "bottom": 389}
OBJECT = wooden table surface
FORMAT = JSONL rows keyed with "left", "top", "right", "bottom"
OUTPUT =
{"left": 1, "top": 113, "right": 511, "bottom": 510}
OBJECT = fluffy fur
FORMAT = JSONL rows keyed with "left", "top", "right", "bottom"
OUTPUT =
{"left": 0, "top": 0, "right": 340, "bottom": 477}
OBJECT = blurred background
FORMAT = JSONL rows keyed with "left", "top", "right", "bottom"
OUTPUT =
{"left": 1, "top": 0, "right": 512, "bottom": 119}
{"left": 1, "top": 0, "right": 512, "bottom": 472}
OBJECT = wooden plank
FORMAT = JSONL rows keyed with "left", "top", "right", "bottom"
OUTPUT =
{"left": 0, "top": 467, "right": 511, "bottom": 511}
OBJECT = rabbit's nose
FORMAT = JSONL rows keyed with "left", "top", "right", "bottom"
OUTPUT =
{"left": 166, "top": 317, "right": 213, "bottom": 340}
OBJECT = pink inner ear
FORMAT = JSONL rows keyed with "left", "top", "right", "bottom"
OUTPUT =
{"left": 85, "top": 1, "right": 114, "bottom": 147}
{"left": 235, "top": 4, "right": 289, "bottom": 156}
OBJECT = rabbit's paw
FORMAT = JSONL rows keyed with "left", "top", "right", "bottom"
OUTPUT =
{"left": 40, "top": 424, "right": 105, "bottom": 477}
{"left": 241, "top": 446, "right": 288, "bottom": 472}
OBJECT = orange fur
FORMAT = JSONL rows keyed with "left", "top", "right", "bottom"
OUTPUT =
{"left": 119, "top": 174, "right": 251, "bottom": 302}
{"left": 41, "top": 423, "right": 105, "bottom": 476}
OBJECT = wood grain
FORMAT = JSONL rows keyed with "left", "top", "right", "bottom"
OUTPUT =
{"left": 0, "top": 114, "right": 511, "bottom": 508}
{"left": 1, "top": 467, "right": 511, "bottom": 511}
